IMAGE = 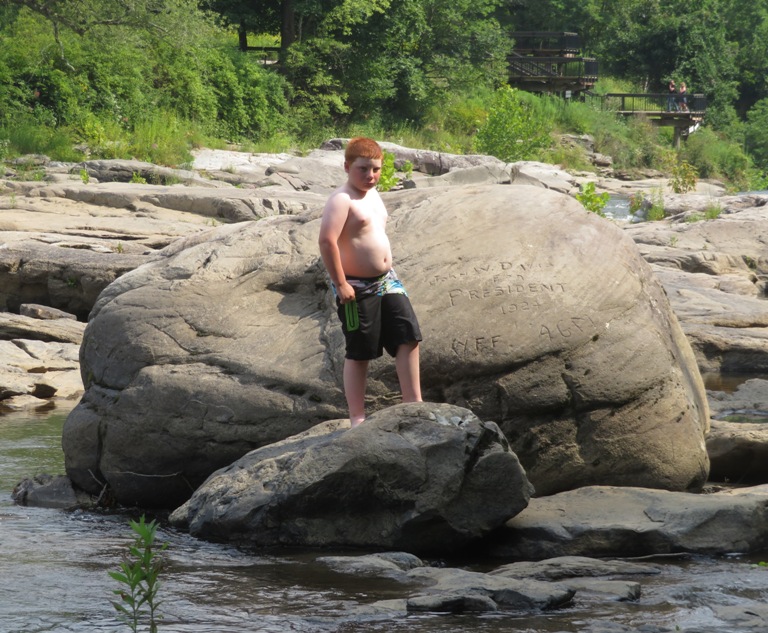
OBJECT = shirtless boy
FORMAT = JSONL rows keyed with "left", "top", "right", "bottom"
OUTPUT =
{"left": 318, "top": 137, "right": 422, "bottom": 426}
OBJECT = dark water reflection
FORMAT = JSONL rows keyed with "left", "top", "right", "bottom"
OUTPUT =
{"left": 3, "top": 412, "right": 768, "bottom": 633}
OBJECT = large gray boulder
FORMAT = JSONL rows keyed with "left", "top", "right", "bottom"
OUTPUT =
{"left": 63, "top": 183, "right": 709, "bottom": 507}
{"left": 170, "top": 403, "right": 532, "bottom": 551}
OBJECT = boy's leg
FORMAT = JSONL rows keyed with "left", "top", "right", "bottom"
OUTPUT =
{"left": 395, "top": 341, "right": 422, "bottom": 403}
{"left": 344, "top": 358, "right": 369, "bottom": 426}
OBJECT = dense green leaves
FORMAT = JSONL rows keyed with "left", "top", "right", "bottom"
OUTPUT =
{"left": 0, "top": 4, "right": 290, "bottom": 144}
{"left": 2, "top": 0, "right": 768, "bottom": 181}
{"left": 475, "top": 86, "right": 551, "bottom": 161}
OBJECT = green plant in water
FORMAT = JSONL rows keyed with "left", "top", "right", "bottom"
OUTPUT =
{"left": 671, "top": 160, "right": 698, "bottom": 193}
{"left": 80, "top": 169, "right": 90, "bottom": 184}
{"left": 109, "top": 515, "right": 168, "bottom": 633}
{"left": 575, "top": 182, "right": 610, "bottom": 217}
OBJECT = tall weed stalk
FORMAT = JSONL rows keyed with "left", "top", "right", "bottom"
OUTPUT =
{"left": 110, "top": 515, "right": 168, "bottom": 633}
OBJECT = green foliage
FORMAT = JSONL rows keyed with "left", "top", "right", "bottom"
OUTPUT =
{"left": 375, "top": 153, "right": 412, "bottom": 192}
{"left": 681, "top": 127, "right": 751, "bottom": 189}
{"left": 376, "top": 151, "right": 400, "bottom": 192}
{"left": 671, "top": 160, "right": 698, "bottom": 193}
{"left": 647, "top": 189, "right": 666, "bottom": 221}
{"left": 109, "top": 516, "right": 168, "bottom": 633}
{"left": 476, "top": 86, "right": 552, "bottom": 162}
{"left": 628, "top": 192, "right": 646, "bottom": 215}
{"left": 130, "top": 172, "right": 148, "bottom": 184}
{"left": 575, "top": 182, "right": 610, "bottom": 217}
{"left": 0, "top": 0, "right": 766, "bottom": 193}
{"left": 79, "top": 168, "right": 89, "bottom": 184}
{"left": 745, "top": 98, "right": 768, "bottom": 171}
{"left": 704, "top": 204, "right": 723, "bottom": 220}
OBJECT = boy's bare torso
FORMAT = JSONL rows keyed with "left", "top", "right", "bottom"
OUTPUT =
{"left": 335, "top": 184, "right": 392, "bottom": 278}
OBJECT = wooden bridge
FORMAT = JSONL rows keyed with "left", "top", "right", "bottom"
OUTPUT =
{"left": 594, "top": 92, "right": 707, "bottom": 148}
{"left": 507, "top": 32, "right": 707, "bottom": 146}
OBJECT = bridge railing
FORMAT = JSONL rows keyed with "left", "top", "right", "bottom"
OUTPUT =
{"left": 597, "top": 92, "right": 707, "bottom": 114}
{"left": 508, "top": 55, "right": 599, "bottom": 82}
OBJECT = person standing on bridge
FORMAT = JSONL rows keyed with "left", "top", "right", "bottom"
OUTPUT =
{"left": 667, "top": 80, "right": 678, "bottom": 112}
{"left": 678, "top": 82, "right": 689, "bottom": 112}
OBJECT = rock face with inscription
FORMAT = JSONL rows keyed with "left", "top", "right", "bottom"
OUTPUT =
{"left": 62, "top": 184, "right": 709, "bottom": 507}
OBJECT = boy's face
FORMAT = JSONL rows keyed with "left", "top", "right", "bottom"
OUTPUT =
{"left": 345, "top": 156, "right": 382, "bottom": 192}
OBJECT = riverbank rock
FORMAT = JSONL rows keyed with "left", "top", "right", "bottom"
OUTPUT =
{"left": 12, "top": 473, "right": 99, "bottom": 510}
{"left": 623, "top": 196, "right": 768, "bottom": 374}
{"left": 60, "top": 182, "right": 709, "bottom": 507}
{"left": 170, "top": 403, "right": 532, "bottom": 552}
{"left": 0, "top": 310, "right": 84, "bottom": 412}
{"left": 488, "top": 484, "right": 768, "bottom": 559}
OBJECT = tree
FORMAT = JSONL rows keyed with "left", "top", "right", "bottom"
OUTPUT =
{"left": 277, "top": 0, "right": 510, "bottom": 124}
{"left": 745, "top": 98, "right": 768, "bottom": 170}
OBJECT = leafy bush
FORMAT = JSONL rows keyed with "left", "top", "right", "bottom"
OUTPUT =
{"left": 671, "top": 160, "right": 698, "bottom": 193}
{"left": 575, "top": 182, "right": 610, "bottom": 216}
{"left": 475, "top": 86, "right": 551, "bottom": 161}
{"left": 682, "top": 127, "right": 751, "bottom": 188}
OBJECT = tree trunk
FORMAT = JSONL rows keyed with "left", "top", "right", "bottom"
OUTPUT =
{"left": 281, "top": 0, "right": 295, "bottom": 51}
{"left": 238, "top": 21, "right": 248, "bottom": 52}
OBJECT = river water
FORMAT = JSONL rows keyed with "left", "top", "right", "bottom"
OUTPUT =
{"left": 3, "top": 410, "right": 768, "bottom": 633}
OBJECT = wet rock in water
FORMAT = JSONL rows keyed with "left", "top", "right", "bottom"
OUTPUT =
{"left": 404, "top": 567, "right": 574, "bottom": 613}
{"left": 12, "top": 473, "right": 99, "bottom": 510}
{"left": 489, "top": 555, "right": 661, "bottom": 580}
{"left": 170, "top": 403, "right": 532, "bottom": 553}
{"left": 317, "top": 551, "right": 424, "bottom": 577}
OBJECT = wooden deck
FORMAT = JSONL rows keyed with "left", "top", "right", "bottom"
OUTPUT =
{"left": 507, "top": 32, "right": 598, "bottom": 96}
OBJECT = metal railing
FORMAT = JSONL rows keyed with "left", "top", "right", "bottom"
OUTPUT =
{"left": 509, "top": 31, "right": 582, "bottom": 55}
{"left": 598, "top": 92, "right": 707, "bottom": 114}
{"left": 508, "top": 55, "right": 599, "bottom": 82}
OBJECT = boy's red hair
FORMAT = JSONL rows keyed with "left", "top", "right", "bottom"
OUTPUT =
{"left": 345, "top": 137, "right": 383, "bottom": 164}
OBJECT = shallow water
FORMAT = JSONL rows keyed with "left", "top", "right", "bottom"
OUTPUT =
{"left": 3, "top": 411, "right": 768, "bottom": 633}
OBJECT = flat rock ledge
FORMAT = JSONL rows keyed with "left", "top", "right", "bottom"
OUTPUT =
{"left": 488, "top": 484, "right": 768, "bottom": 559}
{"left": 0, "top": 307, "right": 84, "bottom": 412}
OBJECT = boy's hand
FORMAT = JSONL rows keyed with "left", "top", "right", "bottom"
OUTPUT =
{"left": 336, "top": 281, "right": 356, "bottom": 304}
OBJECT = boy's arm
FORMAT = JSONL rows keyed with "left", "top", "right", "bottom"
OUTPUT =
{"left": 318, "top": 193, "right": 356, "bottom": 304}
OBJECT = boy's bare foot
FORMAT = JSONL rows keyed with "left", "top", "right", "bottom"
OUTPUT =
{"left": 350, "top": 416, "right": 365, "bottom": 428}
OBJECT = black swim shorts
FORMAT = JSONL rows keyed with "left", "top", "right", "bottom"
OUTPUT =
{"left": 335, "top": 274, "right": 422, "bottom": 360}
